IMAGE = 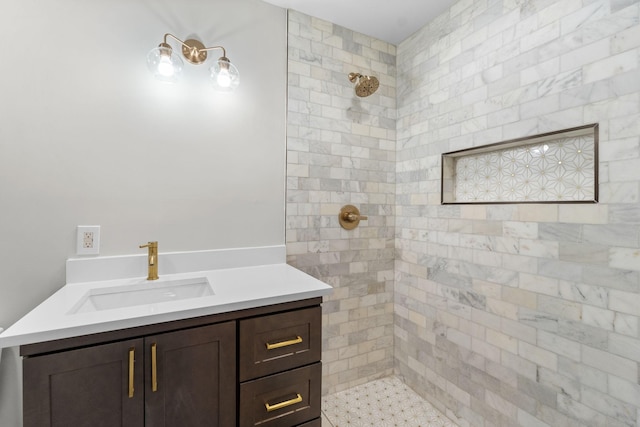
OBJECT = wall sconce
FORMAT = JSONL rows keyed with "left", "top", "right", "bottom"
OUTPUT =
{"left": 147, "top": 33, "right": 240, "bottom": 91}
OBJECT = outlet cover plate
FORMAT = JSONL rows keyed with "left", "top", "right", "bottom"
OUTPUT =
{"left": 77, "top": 225, "right": 100, "bottom": 255}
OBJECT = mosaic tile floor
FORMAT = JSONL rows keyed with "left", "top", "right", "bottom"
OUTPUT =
{"left": 321, "top": 376, "right": 459, "bottom": 427}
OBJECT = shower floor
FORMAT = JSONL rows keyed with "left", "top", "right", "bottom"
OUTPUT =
{"left": 321, "top": 376, "right": 459, "bottom": 427}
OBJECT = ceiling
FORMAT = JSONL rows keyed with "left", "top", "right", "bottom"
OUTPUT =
{"left": 261, "top": 0, "right": 457, "bottom": 45}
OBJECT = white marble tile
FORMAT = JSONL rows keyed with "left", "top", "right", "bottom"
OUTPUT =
{"left": 487, "top": 8, "right": 521, "bottom": 37}
{"left": 558, "top": 204, "right": 609, "bottom": 224}
{"left": 391, "top": 0, "right": 640, "bottom": 425}
{"left": 608, "top": 375, "right": 640, "bottom": 406}
{"left": 609, "top": 112, "right": 640, "bottom": 140}
{"left": 521, "top": 57, "right": 560, "bottom": 86}
{"left": 538, "top": 0, "right": 583, "bottom": 27}
{"left": 582, "top": 304, "right": 614, "bottom": 331}
{"left": 580, "top": 386, "right": 636, "bottom": 424}
{"left": 613, "top": 312, "right": 639, "bottom": 337}
{"left": 612, "top": 23, "right": 640, "bottom": 53}
{"left": 560, "top": 0, "right": 611, "bottom": 35}
{"left": 518, "top": 341, "right": 558, "bottom": 371}
{"left": 519, "top": 239, "right": 560, "bottom": 259}
{"left": 583, "top": 49, "right": 638, "bottom": 84}
{"left": 560, "top": 38, "right": 610, "bottom": 72}
{"left": 582, "top": 345, "right": 638, "bottom": 379}
{"left": 610, "top": 247, "right": 640, "bottom": 272}
{"left": 609, "top": 332, "right": 640, "bottom": 362}
{"left": 538, "top": 329, "right": 582, "bottom": 361}
{"left": 520, "top": 21, "right": 560, "bottom": 52}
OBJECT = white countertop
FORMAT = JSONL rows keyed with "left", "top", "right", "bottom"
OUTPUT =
{"left": 0, "top": 246, "right": 332, "bottom": 349}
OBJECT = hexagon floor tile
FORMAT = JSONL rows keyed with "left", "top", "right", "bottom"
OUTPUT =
{"left": 321, "top": 376, "right": 459, "bottom": 427}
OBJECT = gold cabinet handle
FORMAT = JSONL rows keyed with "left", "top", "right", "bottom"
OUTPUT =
{"left": 265, "top": 336, "right": 302, "bottom": 350}
{"left": 151, "top": 343, "right": 158, "bottom": 392}
{"left": 128, "top": 348, "right": 135, "bottom": 398}
{"left": 265, "top": 393, "right": 302, "bottom": 412}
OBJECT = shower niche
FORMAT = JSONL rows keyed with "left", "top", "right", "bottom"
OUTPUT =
{"left": 441, "top": 124, "right": 598, "bottom": 204}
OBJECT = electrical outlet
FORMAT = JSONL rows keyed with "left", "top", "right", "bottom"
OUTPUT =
{"left": 82, "top": 231, "right": 94, "bottom": 248}
{"left": 77, "top": 225, "right": 100, "bottom": 255}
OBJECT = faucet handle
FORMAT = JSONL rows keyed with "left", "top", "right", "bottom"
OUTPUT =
{"left": 139, "top": 241, "right": 158, "bottom": 249}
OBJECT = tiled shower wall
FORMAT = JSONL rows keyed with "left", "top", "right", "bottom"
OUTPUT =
{"left": 395, "top": 1, "right": 640, "bottom": 426}
{"left": 286, "top": 11, "right": 397, "bottom": 394}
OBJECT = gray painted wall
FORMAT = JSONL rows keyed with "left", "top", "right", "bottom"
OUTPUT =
{"left": 0, "top": 0, "right": 286, "bottom": 424}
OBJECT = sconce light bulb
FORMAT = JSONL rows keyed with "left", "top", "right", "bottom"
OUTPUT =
{"left": 216, "top": 69, "right": 232, "bottom": 88}
{"left": 210, "top": 57, "right": 239, "bottom": 92}
{"left": 157, "top": 55, "right": 175, "bottom": 77}
{"left": 146, "top": 43, "right": 183, "bottom": 84}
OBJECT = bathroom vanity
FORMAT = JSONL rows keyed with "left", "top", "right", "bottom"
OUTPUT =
{"left": 0, "top": 246, "right": 331, "bottom": 427}
{"left": 22, "top": 298, "right": 321, "bottom": 427}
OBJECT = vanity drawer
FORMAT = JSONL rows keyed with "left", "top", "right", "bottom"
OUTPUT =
{"left": 239, "top": 363, "right": 321, "bottom": 427}
{"left": 297, "top": 418, "right": 321, "bottom": 427}
{"left": 239, "top": 306, "right": 321, "bottom": 381}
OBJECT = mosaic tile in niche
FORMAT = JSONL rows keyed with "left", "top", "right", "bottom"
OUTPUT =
{"left": 442, "top": 124, "right": 599, "bottom": 204}
{"left": 454, "top": 135, "right": 595, "bottom": 202}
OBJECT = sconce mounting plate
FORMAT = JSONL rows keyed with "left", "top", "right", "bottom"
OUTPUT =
{"left": 182, "top": 39, "right": 207, "bottom": 65}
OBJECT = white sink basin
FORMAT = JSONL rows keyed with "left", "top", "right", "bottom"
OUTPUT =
{"left": 69, "top": 277, "right": 214, "bottom": 314}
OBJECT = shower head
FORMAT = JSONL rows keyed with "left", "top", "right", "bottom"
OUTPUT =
{"left": 348, "top": 72, "right": 379, "bottom": 97}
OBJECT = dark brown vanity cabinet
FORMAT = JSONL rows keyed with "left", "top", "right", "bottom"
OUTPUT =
{"left": 239, "top": 306, "right": 322, "bottom": 427}
{"left": 23, "top": 322, "right": 236, "bottom": 427}
{"left": 21, "top": 298, "right": 322, "bottom": 427}
{"left": 23, "top": 338, "right": 146, "bottom": 427}
{"left": 144, "top": 323, "right": 236, "bottom": 426}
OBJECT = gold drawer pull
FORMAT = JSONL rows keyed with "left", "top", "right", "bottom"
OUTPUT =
{"left": 128, "top": 347, "right": 135, "bottom": 398}
{"left": 265, "top": 336, "right": 303, "bottom": 350}
{"left": 151, "top": 343, "right": 158, "bottom": 392}
{"left": 265, "top": 393, "right": 303, "bottom": 412}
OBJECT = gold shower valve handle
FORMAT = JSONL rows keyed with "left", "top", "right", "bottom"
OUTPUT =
{"left": 345, "top": 212, "right": 368, "bottom": 222}
{"left": 339, "top": 205, "right": 367, "bottom": 230}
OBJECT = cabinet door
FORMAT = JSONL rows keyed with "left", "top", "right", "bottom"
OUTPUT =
{"left": 144, "top": 321, "right": 236, "bottom": 427}
{"left": 23, "top": 338, "right": 144, "bottom": 427}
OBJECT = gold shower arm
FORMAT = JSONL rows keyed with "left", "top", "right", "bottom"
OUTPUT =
{"left": 348, "top": 72, "right": 363, "bottom": 83}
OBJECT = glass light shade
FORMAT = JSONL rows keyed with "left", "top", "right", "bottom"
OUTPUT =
{"left": 210, "top": 57, "right": 240, "bottom": 92}
{"left": 146, "top": 45, "right": 184, "bottom": 84}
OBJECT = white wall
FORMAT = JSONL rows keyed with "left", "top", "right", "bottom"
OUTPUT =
{"left": 0, "top": 0, "right": 287, "bottom": 329}
{"left": 0, "top": 1, "right": 286, "bottom": 423}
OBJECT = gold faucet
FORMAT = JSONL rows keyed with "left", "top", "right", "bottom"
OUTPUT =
{"left": 139, "top": 241, "right": 159, "bottom": 280}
